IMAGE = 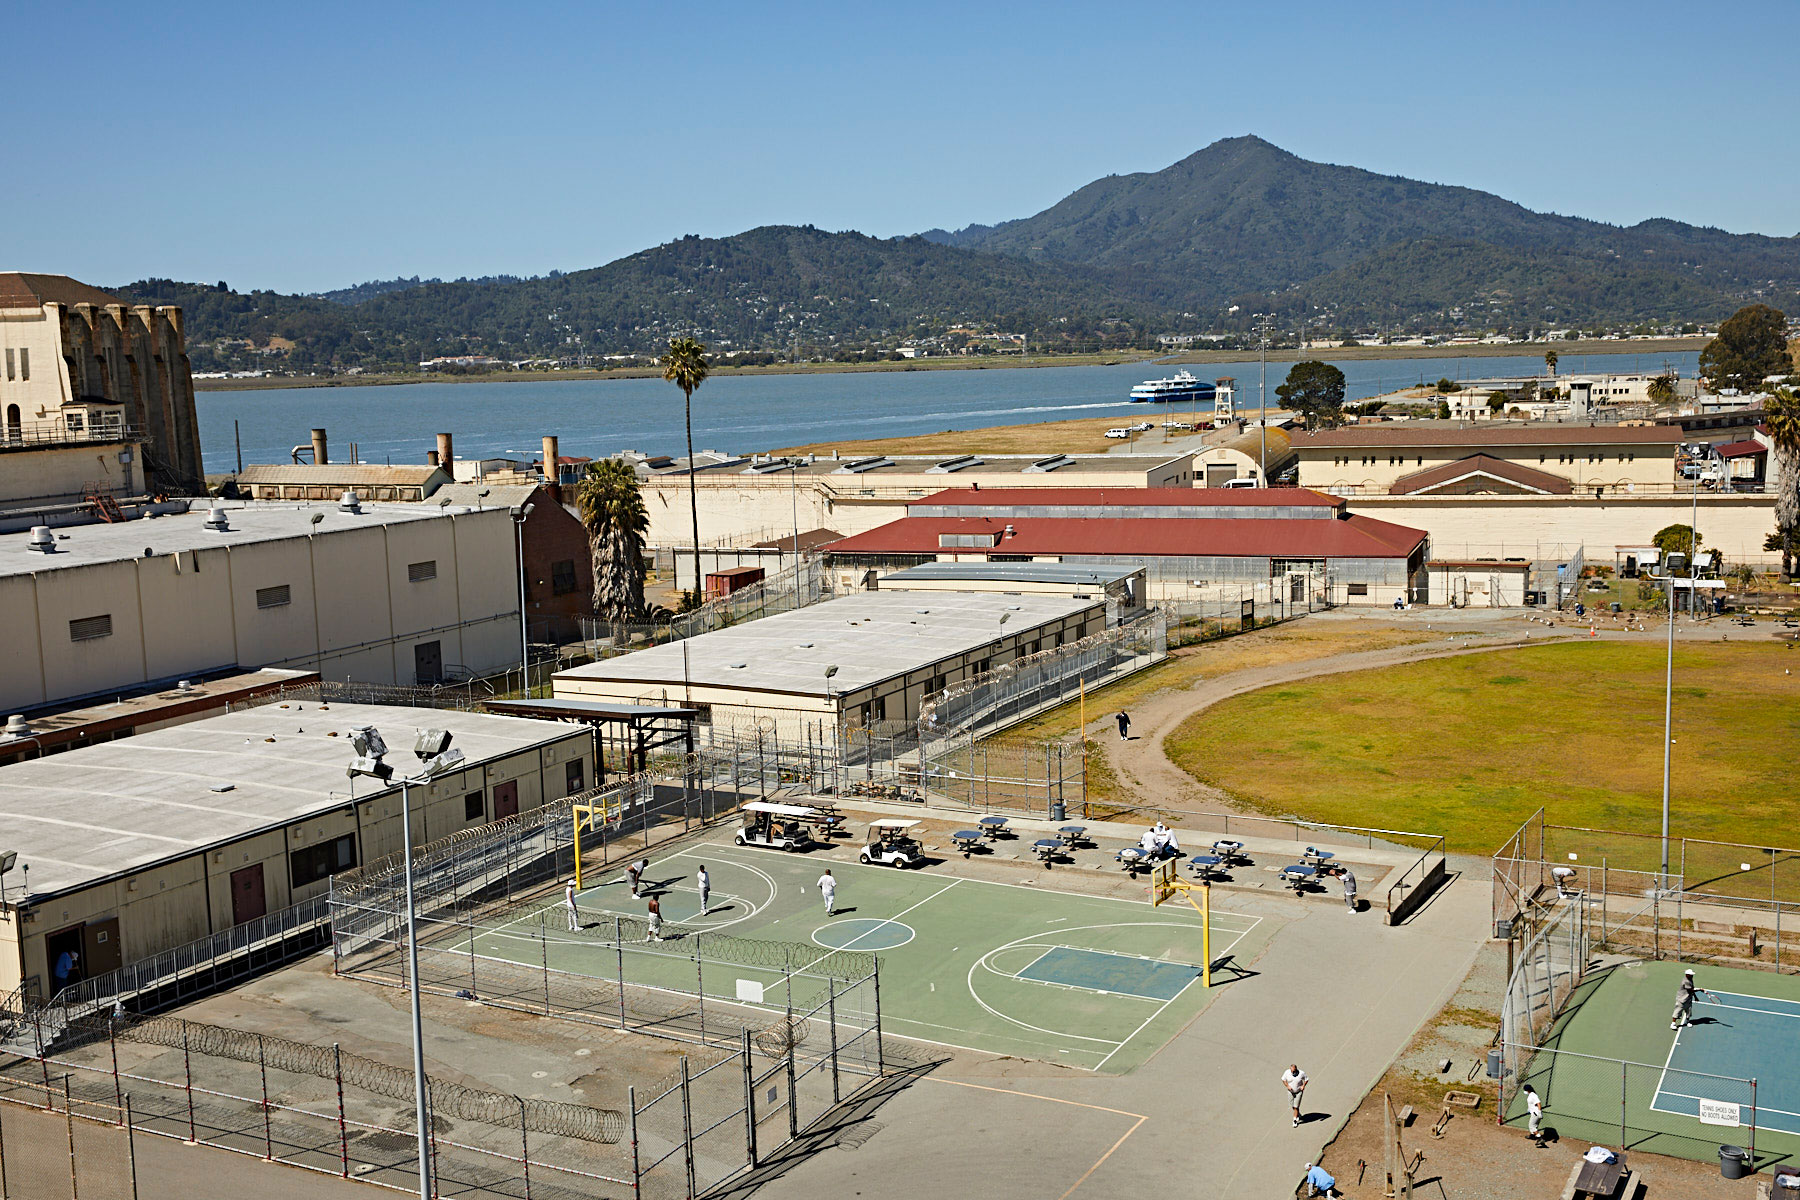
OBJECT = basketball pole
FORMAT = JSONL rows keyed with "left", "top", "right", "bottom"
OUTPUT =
{"left": 1201, "top": 881, "right": 1211, "bottom": 989}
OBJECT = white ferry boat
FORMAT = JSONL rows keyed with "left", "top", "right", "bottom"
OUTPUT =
{"left": 1129, "top": 370, "right": 1217, "bottom": 405}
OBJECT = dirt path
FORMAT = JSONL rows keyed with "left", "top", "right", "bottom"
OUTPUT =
{"left": 1091, "top": 616, "right": 1583, "bottom": 813}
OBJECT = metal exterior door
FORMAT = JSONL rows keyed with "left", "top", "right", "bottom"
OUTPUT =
{"left": 82, "top": 918, "right": 123, "bottom": 976}
{"left": 230, "top": 862, "right": 267, "bottom": 924}
{"left": 494, "top": 779, "right": 519, "bottom": 819}
{"left": 413, "top": 640, "right": 443, "bottom": 685}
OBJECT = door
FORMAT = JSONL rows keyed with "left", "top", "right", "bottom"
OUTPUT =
{"left": 494, "top": 779, "right": 519, "bottom": 819}
{"left": 45, "top": 926, "right": 85, "bottom": 994}
{"left": 230, "top": 863, "right": 268, "bottom": 925}
{"left": 413, "top": 640, "right": 443, "bottom": 685}
{"left": 82, "top": 918, "right": 123, "bottom": 976}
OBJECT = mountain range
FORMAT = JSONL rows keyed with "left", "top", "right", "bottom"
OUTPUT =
{"left": 119, "top": 136, "right": 1800, "bottom": 374}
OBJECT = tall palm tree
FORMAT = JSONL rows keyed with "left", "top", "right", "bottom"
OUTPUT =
{"left": 1646, "top": 372, "right": 1677, "bottom": 409}
{"left": 662, "top": 336, "right": 711, "bottom": 608}
{"left": 1764, "top": 386, "right": 1800, "bottom": 579}
{"left": 574, "top": 459, "right": 649, "bottom": 622}
{"left": 1544, "top": 349, "right": 1559, "bottom": 377}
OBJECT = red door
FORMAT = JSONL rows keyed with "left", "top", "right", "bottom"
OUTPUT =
{"left": 494, "top": 780, "right": 519, "bottom": 820}
{"left": 230, "top": 863, "right": 267, "bottom": 924}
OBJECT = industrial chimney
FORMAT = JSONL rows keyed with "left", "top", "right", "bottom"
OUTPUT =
{"left": 437, "top": 433, "right": 455, "bottom": 473}
{"left": 311, "top": 428, "right": 329, "bottom": 465}
{"left": 541, "top": 435, "right": 561, "bottom": 503}
{"left": 426, "top": 450, "right": 440, "bottom": 466}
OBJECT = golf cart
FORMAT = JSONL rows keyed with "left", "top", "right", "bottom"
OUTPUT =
{"left": 735, "top": 801, "right": 819, "bottom": 852}
{"left": 859, "top": 818, "right": 923, "bottom": 868}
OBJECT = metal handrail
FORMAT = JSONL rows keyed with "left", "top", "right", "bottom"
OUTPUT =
{"left": 0, "top": 424, "right": 141, "bottom": 449}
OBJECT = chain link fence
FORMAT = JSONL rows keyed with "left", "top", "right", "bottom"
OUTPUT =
{"left": 579, "top": 556, "right": 834, "bottom": 660}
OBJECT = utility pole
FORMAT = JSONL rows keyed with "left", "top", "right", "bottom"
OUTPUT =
{"left": 1254, "top": 313, "right": 1273, "bottom": 487}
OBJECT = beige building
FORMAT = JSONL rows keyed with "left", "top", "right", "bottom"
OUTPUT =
{"left": 232, "top": 463, "right": 452, "bottom": 503}
{"left": 0, "top": 702, "right": 592, "bottom": 1000}
{"left": 0, "top": 499, "right": 522, "bottom": 713}
{"left": 1290, "top": 423, "right": 1684, "bottom": 495}
{"left": 0, "top": 273, "right": 203, "bottom": 494}
{"left": 640, "top": 451, "right": 1199, "bottom": 553}
{"left": 554, "top": 590, "right": 1104, "bottom": 738}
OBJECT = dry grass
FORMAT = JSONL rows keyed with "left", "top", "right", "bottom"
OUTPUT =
{"left": 772, "top": 414, "right": 1195, "bottom": 458}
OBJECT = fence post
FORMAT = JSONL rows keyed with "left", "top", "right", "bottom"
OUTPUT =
{"left": 616, "top": 918, "right": 628, "bottom": 1029}
{"left": 785, "top": 1037, "right": 799, "bottom": 1142}
{"left": 334, "top": 1043, "right": 348, "bottom": 1176}
{"left": 63, "top": 1077, "right": 77, "bottom": 1200}
{"left": 109, "top": 1021, "right": 122, "bottom": 1111}
{"left": 696, "top": 950, "right": 706, "bottom": 1045}
{"left": 258, "top": 1035, "right": 273, "bottom": 1160}
{"left": 0, "top": 1085, "right": 9, "bottom": 1200}
{"left": 519, "top": 1096, "right": 531, "bottom": 1200}
{"left": 182, "top": 1024, "right": 196, "bottom": 1144}
{"left": 680, "top": 1057, "right": 697, "bottom": 1200}
{"left": 741, "top": 1027, "right": 758, "bottom": 1168}
{"left": 1778, "top": 901, "right": 1784, "bottom": 975}
{"left": 33, "top": 1006, "right": 49, "bottom": 1102}
{"left": 1675, "top": 891, "right": 1683, "bottom": 962}
{"left": 827, "top": 982, "right": 841, "bottom": 1104}
{"left": 1620, "top": 1061, "right": 1627, "bottom": 1148}
{"left": 469, "top": 913, "right": 478, "bottom": 993}
{"left": 872, "top": 959, "right": 885, "bottom": 1074}
{"left": 123, "top": 1094, "right": 138, "bottom": 1200}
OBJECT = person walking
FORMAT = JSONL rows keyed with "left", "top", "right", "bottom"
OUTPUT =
{"left": 564, "top": 880, "right": 581, "bottom": 931}
{"left": 1340, "top": 866, "right": 1358, "bottom": 913}
{"left": 645, "top": 893, "right": 663, "bottom": 942}
{"left": 1282, "top": 1064, "right": 1308, "bottom": 1127}
{"left": 817, "top": 869, "right": 838, "bottom": 916}
{"left": 1524, "top": 1084, "right": 1547, "bottom": 1146}
{"left": 696, "top": 864, "right": 711, "bottom": 915}
{"left": 1116, "top": 711, "right": 1131, "bottom": 740}
{"left": 627, "top": 858, "right": 648, "bottom": 898}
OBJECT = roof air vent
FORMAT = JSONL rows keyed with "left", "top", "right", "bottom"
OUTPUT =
{"left": 3, "top": 714, "right": 31, "bottom": 738}
{"left": 205, "top": 506, "right": 230, "bottom": 531}
{"left": 339, "top": 490, "right": 363, "bottom": 513}
{"left": 27, "top": 526, "right": 56, "bottom": 553}
{"left": 177, "top": 680, "right": 196, "bottom": 694}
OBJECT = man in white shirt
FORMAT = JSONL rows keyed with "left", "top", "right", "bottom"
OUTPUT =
{"left": 564, "top": 880, "right": 580, "bottom": 931}
{"left": 817, "top": 869, "right": 838, "bottom": 916}
{"left": 1524, "top": 1084, "right": 1546, "bottom": 1146}
{"left": 628, "top": 858, "right": 648, "bottom": 898}
{"left": 696, "top": 865, "right": 711, "bottom": 915}
{"left": 1282, "top": 1064, "right": 1309, "bottom": 1127}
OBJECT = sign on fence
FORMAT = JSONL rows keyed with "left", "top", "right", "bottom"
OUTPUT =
{"left": 1698, "top": 1099, "right": 1741, "bottom": 1127}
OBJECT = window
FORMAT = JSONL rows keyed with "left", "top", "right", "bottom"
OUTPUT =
{"left": 69, "top": 614, "right": 113, "bottom": 642}
{"left": 255, "top": 584, "right": 291, "bottom": 609}
{"left": 565, "top": 758, "right": 585, "bottom": 795}
{"left": 3, "top": 349, "right": 11, "bottom": 381}
{"left": 407, "top": 560, "right": 438, "bottom": 583}
{"left": 551, "top": 559, "right": 577, "bottom": 596}
{"left": 464, "top": 791, "right": 485, "bottom": 822}
{"left": 1347, "top": 583, "right": 1369, "bottom": 597}
{"left": 289, "top": 833, "right": 357, "bottom": 888}
{"left": 18, "top": 348, "right": 27, "bottom": 380}
{"left": 690, "top": 703, "right": 713, "bottom": 726}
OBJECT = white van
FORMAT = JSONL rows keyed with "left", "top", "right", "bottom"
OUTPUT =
{"left": 1105, "top": 427, "right": 1132, "bottom": 439}
{"left": 1222, "top": 476, "right": 1259, "bottom": 489}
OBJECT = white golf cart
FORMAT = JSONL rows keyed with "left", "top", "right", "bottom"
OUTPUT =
{"left": 859, "top": 818, "right": 923, "bottom": 868}
{"left": 734, "top": 801, "right": 819, "bottom": 852}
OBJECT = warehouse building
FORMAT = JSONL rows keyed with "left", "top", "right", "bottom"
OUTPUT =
{"left": 0, "top": 498, "right": 522, "bottom": 713}
{"left": 553, "top": 590, "right": 1105, "bottom": 737}
{"left": 874, "top": 561, "right": 1147, "bottom": 622}
{"left": 0, "top": 702, "right": 593, "bottom": 1000}
{"left": 1288, "top": 423, "right": 1684, "bottom": 495}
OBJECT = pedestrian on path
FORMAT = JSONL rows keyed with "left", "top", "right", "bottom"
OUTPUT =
{"left": 645, "top": 894, "right": 663, "bottom": 942}
{"left": 565, "top": 880, "right": 581, "bottom": 931}
{"left": 817, "top": 869, "right": 837, "bottom": 916}
{"left": 1116, "top": 711, "right": 1131, "bottom": 740}
{"left": 697, "top": 865, "right": 711, "bottom": 915}
{"left": 1282, "top": 1064, "right": 1308, "bottom": 1127}
{"left": 1339, "top": 866, "right": 1358, "bottom": 913}
{"left": 1524, "top": 1084, "right": 1546, "bottom": 1146}
{"left": 628, "top": 858, "right": 648, "bottom": 898}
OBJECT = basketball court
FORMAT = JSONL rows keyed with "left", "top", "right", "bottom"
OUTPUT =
{"left": 469, "top": 840, "right": 1272, "bottom": 1073}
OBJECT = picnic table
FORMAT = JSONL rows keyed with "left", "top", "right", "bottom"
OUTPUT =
{"left": 1115, "top": 846, "right": 1150, "bottom": 876}
{"left": 977, "top": 815, "right": 1009, "bottom": 838}
{"left": 1281, "top": 865, "right": 1318, "bottom": 893}
{"left": 1301, "top": 847, "right": 1336, "bottom": 869}
{"left": 1561, "top": 1150, "right": 1629, "bottom": 1199}
{"left": 1057, "top": 825, "right": 1087, "bottom": 847}
{"left": 1211, "top": 839, "right": 1246, "bottom": 863}
{"left": 1031, "top": 838, "right": 1062, "bottom": 867}
{"left": 951, "top": 830, "right": 983, "bottom": 858}
{"left": 1189, "top": 854, "right": 1224, "bottom": 881}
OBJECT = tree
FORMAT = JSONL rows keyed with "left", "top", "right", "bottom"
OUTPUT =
{"left": 574, "top": 458, "right": 648, "bottom": 622}
{"left": 1275, "top": 360, "right": 1347, "bottom": 430}
{"left": 1646, "top": 373, "right": 1677, "bottom": 408}
{"left": 1763, "top": 385, "right": 1800, "bottom": 578}
{"left": 1435, "top": 377, "right": 1461, "bottom": 394}
{"left": 661, "top": 336, "right": 712, "bottom": 607}
{"left": 1486, "top": 390, "right": 1508, "bottom": 414}
{"left": 1544, "top": 349, "right": 1559, "bottom": 376}
{"left": 1699, "top": 304, "right": 1793, "bottom": 393}
{"left": 1651, "top": 523, "right": 1704, "bottom": 572}
{"left": 1436, "top": 399, "right": 1451, "bottom": 419}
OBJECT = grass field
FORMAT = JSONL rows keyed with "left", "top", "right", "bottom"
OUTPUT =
{"left": 1511, "top": 960, "right": 1800, "bottom": 1165}
{"left": 472, "top": 841, "right": 1270, "bottom": 1073}
{"left": 1167, "top": 640, "right": 1800, "bottom": 853}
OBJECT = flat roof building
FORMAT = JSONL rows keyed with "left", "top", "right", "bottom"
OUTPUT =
{"left": 554, "top": 590, "right": 1104, "bottom": 737}
{"left": 875, "top": 561, "right": 1148, "bottom": 621}
{"left": 1289, "top": 422, "right": 1684, "bottom": 495}
{"left": 0, "top": 702, "right": 594, "bottom": 999}
{"left": 0, "top": 499, "right": 522, "bottom": 712}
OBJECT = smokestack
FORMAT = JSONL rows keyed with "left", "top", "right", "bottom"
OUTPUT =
{"left": 436, "top": 432, "right": 455, "bottom": 471}
{"left": 541, "top": 435, "right": 562, "bottom": 504}
{"left": 311, "top": 428, "right": 329, "bottom": 465}
{"left": 427, "top": 450, "right": 440, "bottom": 467}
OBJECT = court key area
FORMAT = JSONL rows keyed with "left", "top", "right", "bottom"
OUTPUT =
{"left": 472, "top": 840, "right": 1273, "bottom": 1073}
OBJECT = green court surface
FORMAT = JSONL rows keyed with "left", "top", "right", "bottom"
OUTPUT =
{"left": 473, "top": 843, "right": 1272, "bottom": 1073}
{"left": 1511, "top": 960, "right": 1800, "bottom": 1166}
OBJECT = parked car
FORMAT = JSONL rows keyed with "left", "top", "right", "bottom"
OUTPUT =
{"left": 1131, "top": 421, "right": 1153, "bottom": 431}
{"left": 1105, "top": 428, "right": 1132, "bottom": 439}
{"left": 1222, "top": 477, "right": 1259, "bottom": 489}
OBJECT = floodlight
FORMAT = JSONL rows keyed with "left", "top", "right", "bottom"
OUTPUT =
{"left": 998, "top": 612, "right": 1010, "bottom": 625}
{"left": 347, "top": 754, "right": 393, "bottom": 781}
{"left": 310, "top": 513, "right": 324, "bottom": 526}
{"left": 416, "top": 748, "right": 466, "bottom": 779}
{"left": 414, "top": 729, "right": 453, "bottom": 758}
{"left": 824, "top": 665, "right": 839, "bottom": 679}
{"left": 0, "top": 851, "right": 16, "bottom": 875}
{"left": 350, "top": 726, "right": 389, "bottom": 759}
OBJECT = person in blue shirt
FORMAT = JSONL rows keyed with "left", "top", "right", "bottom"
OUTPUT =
{"left": 1303, "top": 1162, "right": 1336, "bottom": 1197}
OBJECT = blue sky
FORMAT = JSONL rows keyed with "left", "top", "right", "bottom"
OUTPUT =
{"left": 10, "top": 0, "right": 1797, "bottom": 294}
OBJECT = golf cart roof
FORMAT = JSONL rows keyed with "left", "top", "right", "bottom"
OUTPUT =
{"left": 867, "top": 818, "right": 921, "bottom": 829}
{"left": 742, "top": 801, "right": 819, "bottom": 817}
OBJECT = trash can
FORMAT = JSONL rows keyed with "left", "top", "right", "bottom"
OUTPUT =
{"left": 1049, "top": 800, "right": 1066, "bottom": 822}
{"left": 1719, "top": 1145, "right": 1750, "bottom": 1179}
{"left": 1609, "top": 602, "right": 1622, "bottom": 614}
{"left": 1485, "top": 1049, "right": 1504, "bottom": 1079}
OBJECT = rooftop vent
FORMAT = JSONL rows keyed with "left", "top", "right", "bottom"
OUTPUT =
{"left": 205, "top": 506, "right": 230, "bottom": 531}
{"left": 27, "top": 526, "right": 55, "bottom": 553}
{"left": 339, "top": 490, "right": 363, "bottom": 513}
{"left": 832, "top": 456, "right": 893, "bottom": 475}
{"left": 1023, "top": 454, "right": 1074, "bottom": 474}
{"left": 1004, "top": 524, "right": 1015, "bottom": 536}
{"left": 3, "top": 715, "right": 30, "bottom": 738}
{"left": 927, "top": 455, "right": 983, "bottom": 474}
{"left": 744, "top": 459, "right": 794, "bottom": 475}
{"left": 177, "top": 680, "right": 196, "bottom": 694}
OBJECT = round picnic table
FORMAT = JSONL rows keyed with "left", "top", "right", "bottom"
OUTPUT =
{"left": 951, "top": 830, "right": 982, "bottom": 857}
{"left": 1032, "top": 838, "right": 1062, "bottom": 868}
{"left": 1057, "top": 825, "right": 1087, "bottom": 846}
{"left": 978, "top": 815, "right": 1009, "bottom": 837}
{"left": 1281, "top": 864, "right": 1318, "bottom": 891}
{"left": 1189, "top": 854, "right": 1224, "bottom": 880}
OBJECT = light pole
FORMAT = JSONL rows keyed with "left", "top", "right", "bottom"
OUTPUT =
{"left": 1659, "top": 450, "right": 1707, "bottom": 886}
{"left": 787, "top": 459, "right": 800, "bottom": 561}
{"left": 1254, "top": 313, "right": 1273, "bottom": 487}
{"left": 348, "top": 727, "right": 465, "bottom": 1200}
{"left": 512, "top": 503, "right": 534, "bottom": 696}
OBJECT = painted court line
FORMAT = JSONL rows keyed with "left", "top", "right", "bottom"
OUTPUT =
{"left": 923, "top": 1079, "right": 1147, "bottom": 1200}
{"left": 834, "top": 878, "right": 961, "bottom": 953}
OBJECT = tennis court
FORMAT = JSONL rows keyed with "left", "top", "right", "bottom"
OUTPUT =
{"left": 1509, "top": 960, "right": 1800, "bottom": 1164}
{"left": 470, "top": 840, "right": 1271, "bottom": 1073}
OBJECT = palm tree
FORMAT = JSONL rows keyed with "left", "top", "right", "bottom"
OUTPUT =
{"left": 1544, "top": 349, "right": 1559, "bottom": 377}
{"left": 1764, "top": 386, "right": 1800, "bottom": 578}
{"left": 662, "top": 336, "right": 711, "bottom": 608}
{"left": 574, "top": 459, "right": 648, "bottom": 623}
{"left": 1647, "top": 372, "right": 1677, "bottom": 409}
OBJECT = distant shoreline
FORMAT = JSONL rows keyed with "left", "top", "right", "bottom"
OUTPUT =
{"left": 192, "top": 336, "right": 1707, "bottom": 393}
